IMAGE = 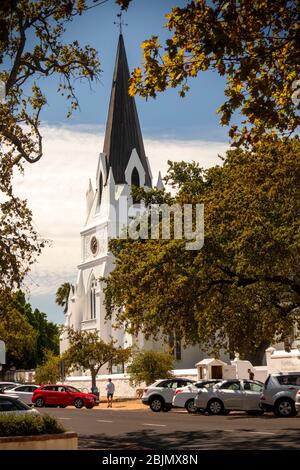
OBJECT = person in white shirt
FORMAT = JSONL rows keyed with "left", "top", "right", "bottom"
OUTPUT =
{"left": 105, "top": 378, "right": 115, "bottom": 408}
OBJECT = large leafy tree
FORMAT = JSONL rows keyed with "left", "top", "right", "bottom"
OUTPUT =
{"left": 129, "top": 0, "right": 300, "bottom": 146}
{"left": 63, "top": 328, "right": 131, "bottom": 392}
{"left": 0, "top": 290, "right": 59, "bottom": 376}
{"left": 0, "top": 0, "right": 130, "bottom": 290}
{"left": 0, "top": 291, "right": 36, "bottom": 378}
{"left": 104, "top": 137, "right": 300, "bottom": 364}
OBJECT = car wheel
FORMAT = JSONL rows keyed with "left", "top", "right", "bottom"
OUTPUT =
{"left": 185, "top": 399, "right": 198, "bottom": 414}
{"left": 162, "top": 404, "right": 172, "bottom": 412}
{"left": 207, "top": 399, "right": 224, "bottom": 415}
{"left": 274, "top": 398, "right": 296, "bottom": 417}
{"left": 35, "top": 397, "right": 45, "bottom": 408}
{"left": 149, "top": 397, "right": 164, "bottom": 412}
{"left": 74, "top": 398, "right": 84, "bottom": 409}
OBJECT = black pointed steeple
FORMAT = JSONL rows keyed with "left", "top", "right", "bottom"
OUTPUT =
{"left": 103, "top": 34, "right": 152, "bottom": 187}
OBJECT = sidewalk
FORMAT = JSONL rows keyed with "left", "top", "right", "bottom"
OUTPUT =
{"left": 94, "top": 398, "right": 146, "bottom": 411}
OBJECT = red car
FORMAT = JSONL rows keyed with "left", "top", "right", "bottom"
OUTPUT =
{"left": 32, "top": 384, "right": 97, "bottom": 409}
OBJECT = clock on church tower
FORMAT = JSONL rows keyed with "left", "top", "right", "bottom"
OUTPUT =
{"left": 90, "top": 236, "right": 98, "bottom": 255}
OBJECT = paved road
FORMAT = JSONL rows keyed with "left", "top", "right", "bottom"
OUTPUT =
{"left": 41, "top": 407, "right": 300, "bottom": 450}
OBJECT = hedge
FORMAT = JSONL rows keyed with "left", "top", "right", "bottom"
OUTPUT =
{"left": 0, "top": 413, "right": 65, "bottom": 437}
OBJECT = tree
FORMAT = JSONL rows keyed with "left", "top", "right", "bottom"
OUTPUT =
{"left": 63, "top": 328, "right": 131, "bottom": 392}
{"left": 104, "top": 137, "right": 300, "bottom": 364}
{"left": 34, "top": 350, "right": 62, "bottom": 385}
{"left": 0, "top": 290, "right": 36, "bottom": 378}
{"left": 0, "top": 0, "right": 130, "bottom": 290}
{"left": 13, "top": 291, "right": 59, "bottom": 366}
{"left": 127, "top": 350, "right": 174, "bottom": 387}
{"left": 0, "top": 290, "right": 59, "bottom": 376}
{"left": 55, "top": 282, "right": 72, "bottom": 314}
{"left": 129, "top": 0, "right": 300, "bottom": 146}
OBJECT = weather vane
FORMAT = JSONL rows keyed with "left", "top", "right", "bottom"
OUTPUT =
{"left": 114, "top": 11, "right": 128, "bottom": 35}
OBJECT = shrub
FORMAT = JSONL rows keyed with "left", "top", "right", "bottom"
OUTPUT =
{"left": 127, "top": 350, "right": 174, "bottom": 386}
{"left": 0, "top": 413, "right": 65, "bottom": 437}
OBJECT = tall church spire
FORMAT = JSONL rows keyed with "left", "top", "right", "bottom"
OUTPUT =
{"left": 103, "top": 34, "right": 152, "bottom": 187}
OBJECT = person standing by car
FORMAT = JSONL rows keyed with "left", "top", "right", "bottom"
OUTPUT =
{"left": 105, "top": 378, "right": 115, "bottom": 408}
{"left": 248, "top": 369, "right": 255, "bottom": 380}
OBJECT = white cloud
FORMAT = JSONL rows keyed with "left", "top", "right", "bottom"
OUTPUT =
{"left": 13, "top": 124, "right": 228, "bottom": 296}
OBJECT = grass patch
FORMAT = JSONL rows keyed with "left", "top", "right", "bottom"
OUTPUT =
{"left": 0, "top": 413, "right": 66, "bottom": 437}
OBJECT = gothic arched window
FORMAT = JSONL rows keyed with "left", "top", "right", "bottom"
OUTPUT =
{"left": 131, "top": 167, "right": 140, "bottom": 187}
{"left": 90, "top": 280, "right": 97, "bottom": 319}
{"left": 99, "top": 172, "right": 103, "bottom": 206}
{"left": 131, "top": 167, "right": 140, "bottom": 203}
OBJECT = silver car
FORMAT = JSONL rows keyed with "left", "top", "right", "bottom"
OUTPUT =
{"left": 260, "top": 372, "right": 300, "bottom": 417}
{"left": 194, "top": 379, "right": 264, "bottom": 415}
{"left": 4, "top": 384, "right": 40, "bottom": 405}
{"left": 0, "top": 395, "right": 39, "bottom": 415}
{"left": 295, "top": 390, "right": 300, "bottom": 414}
{"left": 172, "top": 380, "right": 221, "bottom": 413}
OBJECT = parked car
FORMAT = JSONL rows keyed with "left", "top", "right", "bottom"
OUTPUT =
{"left": 0, "top": 382, "right": 21, "bottom": 391}
{"left": 0, "top": 395, "right": 39, "bottom": 415}
{"left": 295, "top": 390, "right": 300, "bottom": 415}
{"left": 4, "top": 384, "right": 40, "bottom": 405}
{"left": 194, "top": 379, "right": 264, "bottom": 415}
{"left": 260, "top": 372, "right": 300, "bottom": 417}
{"left": 172, "top": 380, "right": 222, "bottom": 413}
{"left": 32, "top": 384, "right": 97, "bottom": 409}
{"left": 142, "top": 378, "right": 196, "bottom": 412}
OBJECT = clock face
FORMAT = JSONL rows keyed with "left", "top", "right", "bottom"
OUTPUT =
{"left": 90, "top": 236, "right": 98, "bottom": 255}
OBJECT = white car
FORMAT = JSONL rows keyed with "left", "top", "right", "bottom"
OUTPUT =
{"left": 172, "top": 380, "right": 222, "bottom": 413}
{"left": 142, "top": 378, "right": 196, "bottom": 412}
{"left": 194, "top": 379, "right": 264, "bottom": 415}
{"left": 0, "top": 395, "right": 39, "bottom": 415}
{"left": 5, "top": 384, "right": 40, "bottom": 405}
{"left": 0, "top": 382, "right": 21, "bottom": 391}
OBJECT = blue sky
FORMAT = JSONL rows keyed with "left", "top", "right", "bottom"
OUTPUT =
{"left": 15, "top": 0, "right": 234, "bottom": 324}
{"left": 30, "top": 0, "right": 229, "bottom": 140}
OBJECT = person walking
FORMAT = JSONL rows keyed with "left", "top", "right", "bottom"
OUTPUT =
{"left": 105, "top": 378, "right": 115, "bottom": 408}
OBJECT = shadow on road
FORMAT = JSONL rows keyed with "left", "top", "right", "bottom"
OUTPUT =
{"left": 78, "top": 428, "right": 300, "bottom": 450}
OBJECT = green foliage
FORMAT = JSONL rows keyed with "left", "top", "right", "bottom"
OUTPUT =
{"left": 0, "top": 413, "right": 65, "bottom": 437}
{"left": 0, "top": 291, "right": 59, "bottom": 374}
{"left": 34, "top": 351, "right": 62, "bottom": 385}
{"left": 105, "top": 137, "right": 300, "bottom": 363}
{"left": 130, "top": 1, "right": 300, "bottom": 146}
{"left": 55, "top": 282, "right": 72, "bottom": 313}
{"left": 127, "top": 350, "right": 174, "bottom": 386}
{"left": 0, "top": 291, "right": 37, "bottom": 372}
{"left": 63, "top": 328, "right": 131, "bottom": 388}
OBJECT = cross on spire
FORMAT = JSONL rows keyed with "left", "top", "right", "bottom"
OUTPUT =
{"left": 114, "top": 11, "right": 128, "bottom": 35}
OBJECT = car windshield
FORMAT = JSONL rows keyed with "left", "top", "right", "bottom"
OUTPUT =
{"left": 66, "top": 386, "right": 80, "bottom": 393}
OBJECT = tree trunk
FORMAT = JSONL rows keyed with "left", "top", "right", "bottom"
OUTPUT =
{"left": 245, "top": 340, "right": 270, "bottom": 365}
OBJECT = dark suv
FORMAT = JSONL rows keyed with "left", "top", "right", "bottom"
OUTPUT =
{"left": 260, "top": 372, "right": 300, "bottom": 417}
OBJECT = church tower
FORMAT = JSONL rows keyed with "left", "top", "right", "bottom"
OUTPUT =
{"left": 60, "top": 34, "right": 159, "bottom": 372}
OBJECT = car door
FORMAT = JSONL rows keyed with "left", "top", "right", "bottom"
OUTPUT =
{"left": 52, "top": 386, "right": 69, "bottom": 405}
{"left": 217, "top": 381, "right": 243, "bottom": 409}
{"left": 242, "top": 381, "right": 263, "bottom": 410}
{"left": 40, "top": 385, "right": 57, "bottom": 404}
{"left": 12, "top": 385, "right": 32, "bottom": 404}
{"left": 160, "top": 380, "right": 180, "bottom": 403}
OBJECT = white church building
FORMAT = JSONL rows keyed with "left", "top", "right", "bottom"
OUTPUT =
{"left": 60, "top": 34, "right": 207, "bottom": 373}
